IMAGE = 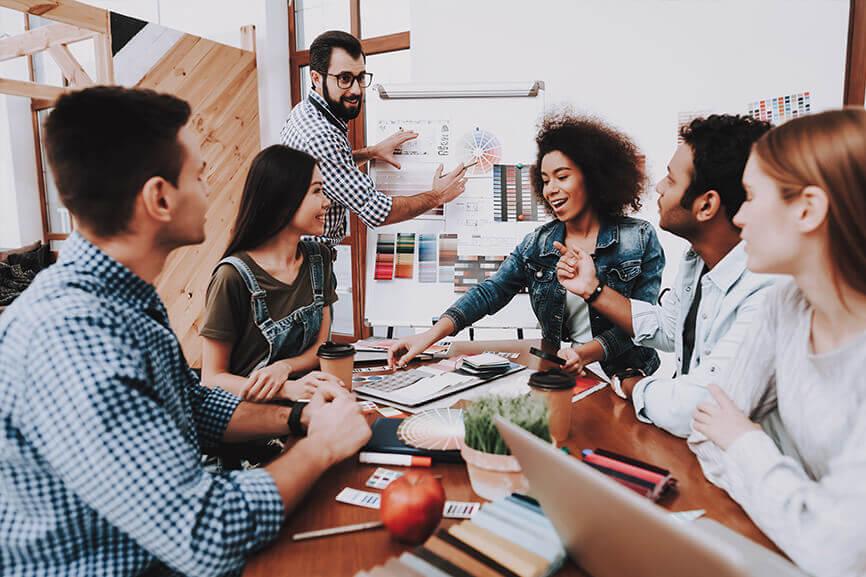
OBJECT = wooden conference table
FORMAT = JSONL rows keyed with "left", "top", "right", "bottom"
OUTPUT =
{"left": 244, "top": 340, "right": 776, "bottom": 577}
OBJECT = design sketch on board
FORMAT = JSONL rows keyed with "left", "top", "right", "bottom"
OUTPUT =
{"left": 747, "top": 92, "right": 811, "bottom": 125}
{"left": 492, "top": 164, "right": 551, "bottom": 222}
{"left": 376, "top": 119, "right": 451, "bottom": 157}
{"left": 372, "top": 160, "right": 445, "bottom": 219}
{"left": 461, "top": 127, "right": 502, "bottom": 176}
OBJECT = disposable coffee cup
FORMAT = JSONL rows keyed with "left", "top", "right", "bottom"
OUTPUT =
{"left": 317, "top": 341, "right": 356, "bottom": 390}
{"left": 528, "top": 369, "right": 574, "bottom": 445}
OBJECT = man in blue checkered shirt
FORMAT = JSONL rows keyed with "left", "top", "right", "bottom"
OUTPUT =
{"left": 0, "top": 87, "right": 372, "bottom": 576}
{"left": 281, "top": 30, "right": 468, "bottom": 246}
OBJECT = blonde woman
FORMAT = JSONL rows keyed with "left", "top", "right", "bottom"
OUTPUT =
{"left": 690, "top": 109, "right": 866, "bottom": 577}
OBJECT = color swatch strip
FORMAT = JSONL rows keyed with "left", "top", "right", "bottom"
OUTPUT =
{"left": 493, "top": 164, "right": 548, "bottom": 222}
{"left": 418, "top": 234, "right": 438, "bottom": 283}
{"left": 395, "top": 233, "right": 416, "bottom": 279}
{"left": 374, "top": 233, "right": 395, "bottom": 280}
{"left": 438, "top": 233, "right": 458, "bottom": 283}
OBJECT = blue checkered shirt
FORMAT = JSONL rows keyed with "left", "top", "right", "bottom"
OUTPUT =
{"left": 0, "top": 233, "right": 284, "bottom": 576}
{"left": 280, "top": 90, "right": 392, "bottom": 246}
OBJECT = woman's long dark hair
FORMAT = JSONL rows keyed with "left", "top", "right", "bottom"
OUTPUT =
{"left": 222, "top": 145, "right": 317, "bottom": 258}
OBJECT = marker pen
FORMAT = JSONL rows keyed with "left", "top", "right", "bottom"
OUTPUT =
{"left": 359, "top": 452, "right": 432, "bottom": 467}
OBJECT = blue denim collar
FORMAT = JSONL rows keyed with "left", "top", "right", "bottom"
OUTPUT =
{"left": 684, "top": 241, "right": 749, "bottom": 293}
{"left": 538, "top": 219, "right": 619, "bottom": 258}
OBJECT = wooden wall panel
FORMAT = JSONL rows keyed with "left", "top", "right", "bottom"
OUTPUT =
{"left": 137, "top": 35, "right": 260, "bottom": 367}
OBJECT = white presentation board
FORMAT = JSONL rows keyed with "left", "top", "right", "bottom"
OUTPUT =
{"left": 363, "top": 82, "right": 546, "bottom": 328}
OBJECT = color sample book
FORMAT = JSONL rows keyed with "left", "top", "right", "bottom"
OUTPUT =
{"left": 395, "top": 233, "right": 416, "bottom": 279}
{"left": 418, "top": 233, "right": 438, "bottom": 283}
{"left": 374, "top": 233, "right": 396, "bottom": 280}
{"left": 354, "top": 494, "right": 566, "bottom": 577}
{"left": 493, "top": 164, "right": 550, "bottom": 222}
{"left": 438, "top": 233, "right": 459, "bottom": 283}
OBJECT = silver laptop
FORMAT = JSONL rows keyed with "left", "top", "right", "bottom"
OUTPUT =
{"left": 495, "top": 417, "right": 807, "bottom": 577}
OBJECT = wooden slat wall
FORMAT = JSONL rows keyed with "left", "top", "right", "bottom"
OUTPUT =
{"left": 137, "top": 34, "right": 260, "bottom": 367}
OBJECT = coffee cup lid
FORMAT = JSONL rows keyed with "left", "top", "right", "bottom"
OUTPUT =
{"left": 528, "top": 369, "right": 574, "bottom": 390}
{"left": 317, "top": 341, "right": 356, "bottom": 359}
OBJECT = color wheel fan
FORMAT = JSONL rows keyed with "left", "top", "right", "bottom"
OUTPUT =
{"left": 461, "top": 128, "right": 502, "bottom": 175}
{"left": 397, "top": 408, "right": 465, "bottom": 451}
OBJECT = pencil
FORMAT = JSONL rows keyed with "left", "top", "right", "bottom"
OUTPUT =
{"left": 292, "top": 520, "right": 384, "bottom": 541}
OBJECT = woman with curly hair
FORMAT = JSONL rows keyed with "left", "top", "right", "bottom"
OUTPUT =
{"left": 388, "top": 113, "right": 664, "bottom": 378}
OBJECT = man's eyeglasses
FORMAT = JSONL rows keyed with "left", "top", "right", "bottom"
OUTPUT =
{"left": 324, "top": 71, "right": 374, "bottom": 89}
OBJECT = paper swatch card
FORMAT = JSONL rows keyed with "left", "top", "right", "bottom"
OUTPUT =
{"left": 443, "top": 501, "right": 481, "bottom": 519}
{"left": 336, "top": 488, "right": 381, "bottom": 509}
{"left": 365, "top": 468, "right": 404, "bottom": 490}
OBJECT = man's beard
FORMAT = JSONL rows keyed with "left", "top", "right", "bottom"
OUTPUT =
{"left": 322, "top": 81, "right": 362, "bottom": 121}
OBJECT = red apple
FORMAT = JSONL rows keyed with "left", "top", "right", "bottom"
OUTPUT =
{"left": 380, "top": 471, "right": 446, "bottom": 544}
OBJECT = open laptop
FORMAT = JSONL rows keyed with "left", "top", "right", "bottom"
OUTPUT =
{"left": 495, "top": 417, "right": 808, "bottom": 577}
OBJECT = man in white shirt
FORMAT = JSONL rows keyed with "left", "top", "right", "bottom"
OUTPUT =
{"left": 556, "top": 114, "right": 775, "bottom": 437}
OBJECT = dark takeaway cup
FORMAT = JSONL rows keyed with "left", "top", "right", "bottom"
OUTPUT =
{"left": 528, "top": 369, "right": 574, "bottom": 445}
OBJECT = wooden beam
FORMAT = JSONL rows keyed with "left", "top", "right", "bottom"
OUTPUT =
{"left": 47, "top": 44, "right": 93, "bottom": 86}
{"left": 845, "top": 0, "right": 866, "bottom": 106}
{"left": 0, "top": 0, "right": 108, "bottom": 33}
{"left": 0, "top": 76, "right": 66, "bottom": 99}
{"left": 294, "top": 32, "right": 410, "bottom": 67}
{"left": 350, "top": 0, "right": 361, "bottom": 37}
{"left": 0, "top": 23, "right": 93, "bottom": 62}
{"left": 240, "top": 24, "right": 256, "bottom": 53}
{"left": 92, "top": 8, "right": 112, "bottom": 83}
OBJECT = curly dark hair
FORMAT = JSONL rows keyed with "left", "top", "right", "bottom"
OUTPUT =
{"left": 679, "top": 114, "right": 771, "bottom": 221}
{"left": 532, "top": 113, "right": 646, "bottom": 220}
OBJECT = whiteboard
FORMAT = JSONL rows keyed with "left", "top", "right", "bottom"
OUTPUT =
{"left": 364, "top": 82, "right": 546, "bottom": 328}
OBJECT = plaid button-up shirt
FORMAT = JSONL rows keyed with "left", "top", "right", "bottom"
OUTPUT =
{"left": 280, "top": 90, "right": 392, "bottom": 246}
{"left": 0, "top": 233, "right": 284, "bottom": 576}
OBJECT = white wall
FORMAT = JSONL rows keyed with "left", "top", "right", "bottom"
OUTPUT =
{"left": 0, "top": 9, "right": 41, "bottom": 249}
{"left": 410, "top": 0, "right": 849, "bottom": 292}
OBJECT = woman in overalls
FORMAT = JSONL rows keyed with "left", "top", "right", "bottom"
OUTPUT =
{"left": 200, "top": 145, "right": 342, "bottom": 449}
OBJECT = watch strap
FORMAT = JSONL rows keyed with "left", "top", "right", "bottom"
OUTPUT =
{"left": 585, "top": 279, "right": 605, "bottom": 304}
{"left": 288, "top": 402, "right": 307, "bottom": 437}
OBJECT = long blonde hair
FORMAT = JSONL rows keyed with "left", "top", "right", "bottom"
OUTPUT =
{"left": 753, "top": 108, "right": 866, "bottom": 297}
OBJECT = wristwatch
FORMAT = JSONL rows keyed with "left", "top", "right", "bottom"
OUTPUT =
{"left": 610, "top": 368, "right": 646, "bottom": 399}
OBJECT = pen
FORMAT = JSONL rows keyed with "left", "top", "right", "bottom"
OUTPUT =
{"left": 292, "top": 520, "right": 384, "bottom": 541}
{"left": 359, "top": 452, "right": 432, "bottom": 467}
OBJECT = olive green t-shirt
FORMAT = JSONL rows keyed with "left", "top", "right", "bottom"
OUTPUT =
{"left": 200, "top": 245, "right": 337, "bottom": 376}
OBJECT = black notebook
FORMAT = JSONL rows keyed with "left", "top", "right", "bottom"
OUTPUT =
{"left": 362, "top": 417, "right": 464, "bottom": 463}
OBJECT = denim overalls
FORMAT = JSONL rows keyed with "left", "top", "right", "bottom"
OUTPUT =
{"left": 212, "top": 242, "right": 328, "bottom": 469}
{"left": 217, "top": 241, "right": 327, "bottom": 374}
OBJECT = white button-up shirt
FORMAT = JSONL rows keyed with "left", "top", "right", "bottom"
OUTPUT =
{"left": 629, "top": 242, "right": 777, "bottom": 437}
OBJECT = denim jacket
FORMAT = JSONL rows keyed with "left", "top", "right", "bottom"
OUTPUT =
{"left": 442, "top": 217, "right": 664, "bottom": 376}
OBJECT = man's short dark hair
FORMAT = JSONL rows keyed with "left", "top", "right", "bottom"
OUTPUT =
{"left": 44, "top": 86, "right": 191, "bottom": 238}
{"left": 309, "top": 30, "right": 364, "bottom": 73}
{"left": 679, "top": 114, "right": 772, "bottom": 221}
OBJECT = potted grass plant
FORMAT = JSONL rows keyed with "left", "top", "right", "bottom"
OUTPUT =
{"left": 461, "top": 395, "right": 551, "bottom": 500}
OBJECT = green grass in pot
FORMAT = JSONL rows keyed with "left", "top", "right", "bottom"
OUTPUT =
{"left": 462, "top": 395, "right": 551, "bottom": 455}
